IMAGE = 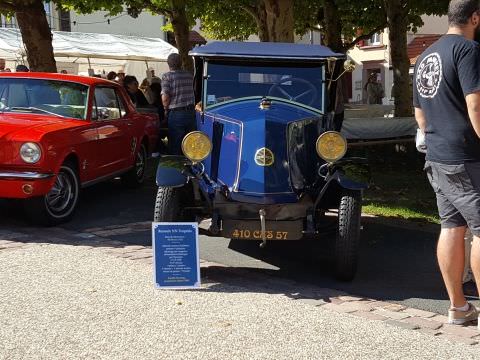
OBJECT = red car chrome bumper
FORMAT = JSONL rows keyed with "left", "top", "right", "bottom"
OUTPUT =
{"left": 0, "top": 171, "right": 55, "bottom": 198}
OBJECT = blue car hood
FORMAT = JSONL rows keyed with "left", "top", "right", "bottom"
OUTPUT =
{"left": 199, "top": 98, "right": 322, "bottom": 204}
{"left": 208, "top": 98, "right": 320, "bottom": 125}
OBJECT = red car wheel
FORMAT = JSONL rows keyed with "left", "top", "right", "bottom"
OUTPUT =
{"left": 25, "top": 163, "right": 79, "bottom": 226}
{"left": 122, "top": 143, "right": 147, "bottom": 188}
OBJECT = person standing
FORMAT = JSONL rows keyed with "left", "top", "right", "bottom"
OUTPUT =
{"left": 116, "top": 70, "right": 126, "bottom": 85}
{"left": 413, "top": 0, "right": 480, "bottom": 325}
{"left": 161, "top": 53, "right": 195, "bottom": 155}
{"left": 123, "top": 75, "right": 149, "bottom": 108}
{"left": 15, "top": 65, "right": 29, "bottom": 72}
{"left": 365, "top": 73, "right": 384, "bottom": 104}
{"left": 106, "top": 71, "right": 117, "bottom": 81}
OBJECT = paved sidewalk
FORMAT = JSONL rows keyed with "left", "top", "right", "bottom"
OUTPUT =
{"left": 1, "top": 238, "right": 480, "bottom": 359}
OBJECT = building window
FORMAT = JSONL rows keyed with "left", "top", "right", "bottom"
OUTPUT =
{"left": 44, "top": 3, "right": 50, "bottom": 23}
{"left": 0, "top": 15, "right": 16, "bottom": 28}
{"left": 44, "top": 2, "right": 53, "bottom": 28}
{"left": 369, "top": 33, "right": 381, "bottom": 46}
{"left": 59, "top": 10, "right": 71, "bottom": 32}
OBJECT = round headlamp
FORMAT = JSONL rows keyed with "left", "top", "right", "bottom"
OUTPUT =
{"left": 20, "top": 142, "right": 42, "bottom": 164}
{"left": 316, "top": 131, "right": 347, "bottom": 162}
{"left": 181, "top": 131, "right": 212, "bottom": 162}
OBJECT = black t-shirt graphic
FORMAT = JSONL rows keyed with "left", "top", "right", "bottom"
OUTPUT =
{"left": 413, "top": 34, "right": 480, "bottom": 164}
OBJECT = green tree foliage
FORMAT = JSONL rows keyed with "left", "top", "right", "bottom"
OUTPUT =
{"left": 197, "top": 0, "right": 295, "bottom": 42}
{"left": 199, "top": 1, "right": 257, "bottom": 41}
{"left": 197, "top": 0, "right": 388, "bottom": 49}
{"left": 384, "top": 0, "right": 449, "bottom": 116}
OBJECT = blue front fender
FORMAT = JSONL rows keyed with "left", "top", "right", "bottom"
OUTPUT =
{"left": 330, "top": 170, "right": 368, "bottom": 191}
{"left": 155, "top": 155, "right": 192, "bottom": 187}
{"left": 314, "top": 161, "right": 369, "bottom": 209}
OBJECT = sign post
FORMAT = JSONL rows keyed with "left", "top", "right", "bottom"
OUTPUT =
{"left": 152, "top": 222, "right": 200, "bottom": 289}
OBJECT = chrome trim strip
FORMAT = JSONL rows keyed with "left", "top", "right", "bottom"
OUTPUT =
{"left": 206, "top": 96, "right": 323, "bottom": 114}
{"left": 202, "top": 113, "right": 244, "bottom": 192}
{"left": 322, "top": 66, "right": 326, "bottom": 113}
{"left": 233, "top": 190, "right": 296, "bottom": 195}
{"left": 0, "top": 171, "right": 55, "bottom": 180}
{"left": 209, "top": 115, "right": 243, "bottom": 192}
{"left": 81, "top": 168, "right": 130, "bottom": 188}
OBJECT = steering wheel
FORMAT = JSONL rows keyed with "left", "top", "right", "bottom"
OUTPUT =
{"left": 268, "top": 77, "right": 318, "bottom": 106}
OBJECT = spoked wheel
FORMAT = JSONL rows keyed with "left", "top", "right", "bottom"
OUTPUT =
{"left": 25, "top": 163, "right": 80, "bottom": 226}
{"left": 122, "top": 144, "right": 147, "bottom": 188}
{"left": 334, "top": 190, "right": 362, "bottom": 281}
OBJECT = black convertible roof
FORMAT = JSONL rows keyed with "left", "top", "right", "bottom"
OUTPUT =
{"left": 189, "top": 41, "right": 345, "bottom": 61}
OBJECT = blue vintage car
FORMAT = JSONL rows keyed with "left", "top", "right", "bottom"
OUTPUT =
{"left": 154, "top": 41, "right": 367, "bottom": 281}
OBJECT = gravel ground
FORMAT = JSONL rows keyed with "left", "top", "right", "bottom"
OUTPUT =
{"left": 0, "top": 244, "right": 479, "bottom": 360}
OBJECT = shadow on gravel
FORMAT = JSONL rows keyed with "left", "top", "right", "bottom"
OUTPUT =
{"left": 0, "top": 161, "right": 159, "bottom": 231}
{"left": 199, "top": 265, "right": 348, "bottom": 302}
{"left": 196, "top": 222, "right": 451, "bottom": 314}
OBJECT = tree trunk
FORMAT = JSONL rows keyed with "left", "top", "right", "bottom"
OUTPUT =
{"left": 385, "top": 0, "right": 411, "bottom": 117}
{"left": 263, "top": 0, "right": 294, "bottom": 42}
{"left": 322, "top": 0, "right": 347, "bottom": 130}
{"left": 15, "top": 0, "right": 56, "bottom": 72}
{"left": 323, "top": 0, "right": 343, "bottom": 52}
{"left": 255, "top": 3, "right": 270, "bottom": 42}
{"left": 170, "top": 0, "right": 193, "bottom": 72}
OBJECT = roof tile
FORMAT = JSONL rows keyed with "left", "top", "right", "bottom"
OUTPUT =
{"left": 408, "top": 35, "right": 443, "bottom": 65}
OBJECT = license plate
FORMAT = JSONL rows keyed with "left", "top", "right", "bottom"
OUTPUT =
{"left": 222, "top": 220, "right": 303, "bottom": 240}
{"left": 231, "top": 229, "right": 289, "bottom": 240}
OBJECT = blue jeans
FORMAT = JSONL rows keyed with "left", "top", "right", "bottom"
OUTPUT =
{"left": 167, "top": 109, "right": 196, "bottom": 155}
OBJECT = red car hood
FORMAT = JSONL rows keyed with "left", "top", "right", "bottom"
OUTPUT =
{"left": 0, "top": 113, "right": 84, "bottom": 141}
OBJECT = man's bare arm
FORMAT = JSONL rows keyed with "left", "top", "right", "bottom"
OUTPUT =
{"left": 162, "top": 94, "right": 170, "bottom": 111}
{"left": 415, "top": 107, "right": 427, "bottom": 133}
{"left": 466, "top": 92, "right": 480, "bottom": 138}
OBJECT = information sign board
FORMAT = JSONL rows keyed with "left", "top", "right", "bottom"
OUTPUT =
{"left": 152, "top": 222, "right": 200, "bottom": 289}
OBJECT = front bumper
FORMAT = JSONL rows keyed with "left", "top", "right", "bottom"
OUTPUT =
{"left": 0, "top": 171, "right": 55, "bottom": 198}
{"left": 208, "top": 192, "right": 314, "bottom": 240}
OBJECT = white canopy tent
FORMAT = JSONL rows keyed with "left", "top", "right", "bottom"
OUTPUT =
{"left": 0, "top": 28, "right": 178, "bottom": 80}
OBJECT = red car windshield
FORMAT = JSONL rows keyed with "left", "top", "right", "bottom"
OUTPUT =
{"left": 0, "top": 78, "right": 89, "bottom": 120}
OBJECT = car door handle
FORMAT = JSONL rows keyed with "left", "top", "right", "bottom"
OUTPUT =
{"left": 127, "top": 122, "right": 133, "bottom": 126}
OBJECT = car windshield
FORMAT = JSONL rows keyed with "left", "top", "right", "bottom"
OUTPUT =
{"left": 0, "top": 78, "right": 89, "bottom": 120}
{"left": 205, "top": 61, "right": 325, "bottom": 110}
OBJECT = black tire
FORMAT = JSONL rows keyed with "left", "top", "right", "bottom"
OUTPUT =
{"left": 25, "top": 162, "right": 80, "bottom": 226}
{"left": 334, "top": 190, "right": 362, "bottom": 281}
{"left": 122, "top": 143, "right": 147, "bottom": 188}
{"left": 154, "top": 186, "right": 182, "bottom": 222}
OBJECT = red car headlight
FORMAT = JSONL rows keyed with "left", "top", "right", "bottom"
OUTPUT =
{"left": 20, "top": 142, "right": 42, "bottom": 164}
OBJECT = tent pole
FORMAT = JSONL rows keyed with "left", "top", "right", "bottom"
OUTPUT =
{"left": 145, "top": 60, "right": 152, "bottom": 80}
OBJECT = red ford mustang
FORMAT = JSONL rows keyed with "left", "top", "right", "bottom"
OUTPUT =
{"left": 0, "top": 72, "right": 159, "bottom": 225}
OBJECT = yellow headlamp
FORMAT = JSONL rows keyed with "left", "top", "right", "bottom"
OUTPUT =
{"left": 316, "top": 131, "right": 347, "bottom": 162}
{"left": 181, "top": 131, "right": 212, "bottom": 162}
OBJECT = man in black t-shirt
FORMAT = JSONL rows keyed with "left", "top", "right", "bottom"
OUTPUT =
{"left": 414, "top": 0, "right": 480, "bottom": 326}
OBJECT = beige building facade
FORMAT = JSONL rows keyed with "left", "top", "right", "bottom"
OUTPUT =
{"left": 348, "top": 15, "right": 448, "bottom": 104}
{"left": 70, "top": 11, "right": 167, "bottom": 39}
